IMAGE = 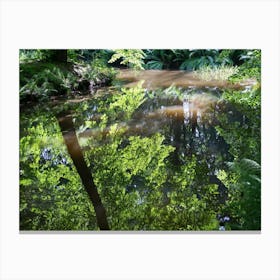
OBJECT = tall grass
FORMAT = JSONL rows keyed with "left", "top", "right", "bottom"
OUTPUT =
{"left": 194, "top": 65, "right": 239, "bottom": 81}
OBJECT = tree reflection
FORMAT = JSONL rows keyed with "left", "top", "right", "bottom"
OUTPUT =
{"left": 20, "top": 85, "right": 261, "bottom": 230}
{"left": 56, "top": 111, "right": 109, "bottom": 230}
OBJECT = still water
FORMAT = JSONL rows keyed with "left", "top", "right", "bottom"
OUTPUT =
{"left": 20, "top": 70, "right": 258, "bottom": 230}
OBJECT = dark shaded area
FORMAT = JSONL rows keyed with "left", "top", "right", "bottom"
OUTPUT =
{"left": 48, "top": 50, "right": 68, "bottom": 63}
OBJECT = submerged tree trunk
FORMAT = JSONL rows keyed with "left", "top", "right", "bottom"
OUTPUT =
{"left": 56, "top": 111, "right": 110, "bottom": 230}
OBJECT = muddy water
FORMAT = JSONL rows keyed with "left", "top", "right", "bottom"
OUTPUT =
{"left": 116, "top": 69, "right": 255, "bottom": 90}
{"left": 20, "top": 69, "right": 257, "bottom": 230}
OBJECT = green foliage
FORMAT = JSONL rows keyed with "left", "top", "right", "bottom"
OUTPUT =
{"left": 19, "top": 49, "right": 262, "bottom": 230}
{"left": 44, "top": 67, "right": 79, "bottom": 91}
{"left": 74, "top": 59, "right": 116, "bottom": 86}
{"left": 20, "top": 78, "right": 55, "bottom": 101}
{"left": 20, "top": 55, "right": 116, "bottom": 102}
{"left": 215, "top": 50, "right": 234, "bottom": 66}
{"left": 109, "top": 49, "right": 146, "bottom": 70}
{"left": 20, "top": 50, "right": 69, "bottom": 63}
{"left": 20, "top": 65, "right": 79, "bottom": 101}
{"left": 144, "top": 49, "right": 175, "bottom": 70}
{"left": 75, "top": 49, "right": 114, "bottom": 63}
{"left": 84, "top": 133, "right": 218, "bottom": 230}
{"left": 142, "top": 49, "right": 260, "bottom": 73}
{"left": 216, "top": 87, "right": 261, "bottom": 162}
{"left": 149, "top": 158, "right": 219, "bottom": 230}
{"left": 141, "top": 85, "right": 184, "bottom": 101}
{"left": 180, "top": 49, "right": 219, "bottom": 70}
{"left": 218, "top": 158, "right": 261, "bottom": 230}
{"left": 109, "top": 82, "right": 146, "bottom": 119}
{"left": 84, "top": 134, "right": 174, "bottom": 229}
{"left": 143, "top": 49, "right": 237, "bottom": 71}
{"left": 20, "top": 112, "right": 98, "bottom": 230}
{"left": 20, "top": 50, "right": 46, "bottom": 63}
{"left": 229, "top": 50, "right": 261, "bottom": 82}
{"left": 222, "top": 86, "right": 261, "bottom": 109}
{"left": 214, "top": 83, "right": 261, "bottom": 230}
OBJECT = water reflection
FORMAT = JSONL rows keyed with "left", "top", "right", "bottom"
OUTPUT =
{"left": 20, "top": 72, "right": 259, "bottom": 230}
{"left": 74, "top": 90, "right": 233, "bottom": 207}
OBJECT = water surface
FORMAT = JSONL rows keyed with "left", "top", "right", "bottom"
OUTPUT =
{"left": 20, "top": 70, "right": 259, "bottom": 230}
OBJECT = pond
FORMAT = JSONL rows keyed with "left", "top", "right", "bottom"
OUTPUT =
{"left": 20, "top": 69, "right": 261, "bottom": 231}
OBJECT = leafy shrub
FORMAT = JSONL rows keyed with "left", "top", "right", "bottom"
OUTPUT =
{"left": 179, "top": 49, "right": 220, "bottom": 70}
{"left": 109, "top": 49, "right": 146, "bottom": 70}
{"left": 143, "top": 49, "right": 236, "bottom": 71}
{"left": 20, "top": 78, "right": 56, "bottom": 101}
{"left": 218, "top": 158, "right": 261, "bottom": 230}
{"left": 144, "top": 49, "right": 177, "bottom": 70}
{"left": 20, "top": 57, "right": 116, "bottom": 102}
{"left": 216, "top": 50, "right": 234, "bottom": 66}
{"left": 74, "top": 58, "right": 116, "bottom": 87}
{"left": 20, "top": 50, "right": 47, "bottom": 63}
{"left": 20, "top": 66, "right": 79, "bottom": 101}
{"left": 229, "top": 50, "right": 261, "bottom": 82}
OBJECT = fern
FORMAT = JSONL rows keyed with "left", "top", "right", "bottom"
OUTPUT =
{"left": 146, "top": 60, "right": 163, "bottom": 70}
{"left": 225, "top": 158, "right": 261, "bottom": 230}
{"left": 240, "top": 158, "right": 260, "bottom": 173}
{"left": 109, "top": 49, "right": 146, "bottom": 70}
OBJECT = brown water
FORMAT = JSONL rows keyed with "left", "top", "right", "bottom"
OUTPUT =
{"left": 20, "top": 69, "right": 259, "bottom": 230}
{"left": 116, "top": 69, "right": 255, "bottom": 90}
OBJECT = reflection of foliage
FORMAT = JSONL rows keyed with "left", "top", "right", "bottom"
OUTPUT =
{"left": 222, "top": 86, "right": 261, "bottom": 109}
{"left": 216, "top": 87, "right": 261, "bottom": 162}
{"left": 20, "top": 65, "right": 261, "bottom": 230}
{"left": 153, "top": 159, "right": 219, "bottom": 230}
{"left": 84, "top": 133, "right": 175, "bottom": 229}
{"left": 83, "top": 133, "right": 219, "bottom": 230}
{"left": 20, "top": 113, "right": 98, "bottom": 230}
{"left": 215, "top": 85, "right": 261, "bottom": 230}
{"left": 109, "top": 82, "right": 146, "bottom": 120}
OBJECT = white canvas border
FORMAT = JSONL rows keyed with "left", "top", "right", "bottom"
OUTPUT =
{"left": 0, "top": 0, "right": 279, "bottom": 279}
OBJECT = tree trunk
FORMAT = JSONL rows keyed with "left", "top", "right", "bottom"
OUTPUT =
{"left": 56, "top": 111, "right": 110, "bottom": 230}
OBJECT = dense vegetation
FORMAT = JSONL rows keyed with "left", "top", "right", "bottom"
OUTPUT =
{"left": 20, "top": 49, "right": 260, "bottom": 102}
{"left": 20, "top": 49, "right": 261, "bottom": 230}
